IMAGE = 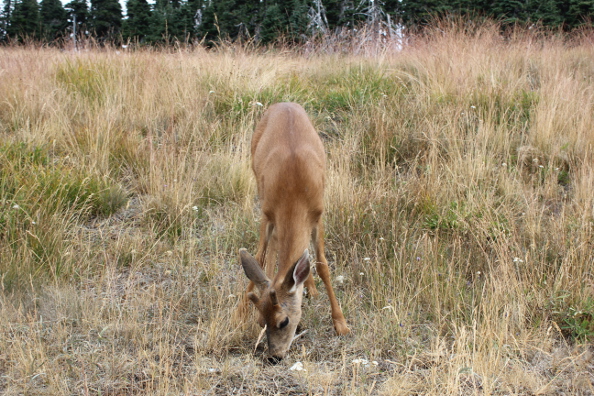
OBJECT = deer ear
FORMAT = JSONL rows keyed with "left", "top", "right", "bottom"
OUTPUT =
{"left": 240, "top": 248, "right": 270, "bottom": 292}
{"left": 284, "top": 249, "right": 310, "bottom": 293}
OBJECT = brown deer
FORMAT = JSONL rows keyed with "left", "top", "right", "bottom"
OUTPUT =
{"left": 238, "top": 102, "right": 349, "bottom": 363}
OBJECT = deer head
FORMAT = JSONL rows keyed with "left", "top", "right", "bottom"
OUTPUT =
{"left": 239, "top": 248, "right": 310, "bottom": 363}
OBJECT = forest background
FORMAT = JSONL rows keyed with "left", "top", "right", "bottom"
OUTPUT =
{"left": 1, "top": 0, "right": 594, "bottom": 46}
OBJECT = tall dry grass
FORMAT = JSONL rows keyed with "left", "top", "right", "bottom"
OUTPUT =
{"left": 1, "top": 23, "right": 593, "bottom": 395}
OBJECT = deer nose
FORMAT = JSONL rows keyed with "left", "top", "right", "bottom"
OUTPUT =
{"left": 267, "top": 356, "right": 283, "bottom": 365}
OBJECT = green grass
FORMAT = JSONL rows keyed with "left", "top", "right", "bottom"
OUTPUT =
{"left": 0, "top": 142, "right": 127, "bottom": 287}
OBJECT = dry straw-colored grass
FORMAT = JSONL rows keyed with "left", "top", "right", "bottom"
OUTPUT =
{"left": 1, "top": 23, "right": 594, "bottom": 395}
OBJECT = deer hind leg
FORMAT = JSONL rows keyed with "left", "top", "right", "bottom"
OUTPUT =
{"left": 313, "top": 222, "right": 350, "bottom": 335}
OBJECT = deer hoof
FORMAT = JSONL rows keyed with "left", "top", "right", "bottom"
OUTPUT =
{"left": 334, "top": 319, "right": 350, "bottom": 335}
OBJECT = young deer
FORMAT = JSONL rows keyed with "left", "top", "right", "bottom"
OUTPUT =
{"left": 239, "top": 102, "right": 349, "bottom": 363}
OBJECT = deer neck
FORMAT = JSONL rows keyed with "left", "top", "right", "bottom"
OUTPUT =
{"left": 272, "top": 210, "right": 311, "bottom": 285}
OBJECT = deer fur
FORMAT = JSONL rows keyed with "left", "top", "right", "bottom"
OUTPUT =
{"left": 238, "top": 102, "right": 349, "bottom": 362}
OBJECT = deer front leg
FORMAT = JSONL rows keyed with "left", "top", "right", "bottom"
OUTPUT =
{"left": 313, "top": 222, "right": 350, "bottom": 335}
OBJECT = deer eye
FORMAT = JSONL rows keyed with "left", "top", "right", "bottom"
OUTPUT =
{"left": 279, "top": 317, "right": 289, "bottom": 329}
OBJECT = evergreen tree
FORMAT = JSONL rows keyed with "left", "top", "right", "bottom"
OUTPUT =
{"left": 322, "top": 0, "right": 341, "bottom": 29}
{"left": 384, "top": 0, "right": 402, "bottom": 25}
{"left": 197, "top": 0, "right": 216, "bottom": 42}
{"left": 288, "top": 0, "right": 309, "bottom": 41}
{"left": 148, "top": 0, "right": 198, "bottom": 44}
{"left": 7, "top": 0, "right": 40, "bottom": 39}
{"left": 173, "top": 0, "right": 200, "bottom": 42}
{"left": 122, "top": 0, "right": 151, "bottom": 42}
{"left": 148, "top": 0, "right": 177, "bottom": 43}
{"left": 198, "top": 0, "right": 247, "bottom": 43}
{"left": 65, "top": 0, "right": 89, "bottom": 28}
{"left": 90, "top": 0, "right": 121, "bottom": 41}
{"left": 489, "top": 0, "right": 527, "bottom": 25}
{"left": 260, "top": 0, "right": 315, "bottom": 43}
{"left": 566, "top": 0, "right": 594, "bottom": 28}
{"left": 400, "top": 0, "right": 453, "bottom": 27}
{"left": 40, "top": 0, "right": 67, "bottom": 41}
{"left": 237, "top": 0, "right": 262, "bottom": 39}
{"left": 526, "top": 0, "right": 562, "bottom": 27}
{"left": 339, "top": 0, "right": 359, "bottom": 28}
{"left": 259, "top": 2, "right": 285, "bottom": 43}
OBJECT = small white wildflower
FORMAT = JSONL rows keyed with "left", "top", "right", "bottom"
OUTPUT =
{"left": 289, "top": 362, "right": 306, "bottom": 371}
{"left": 121, "top": 44, "right": 128, "bottom": 49}
{"left": 12, "top": 204, "right": 20, "bottom": 209}
{"left": 336, "top": 275, "right": 345, "bottom": 284}
{"left": 379, "top": 237, "right": 385, "bottom": 241}
{"left": 470, "top": 105, "right": 476, "bottom": 109}
{"left": 477, "top": 271, "right": 481, "bottom": 275}
{"left": 352, "top": 358, "right": 369, "bottom": 365}
{"left": 363, "top": 257, "right": 370, "bottom": 261}
{"left": 359, "top": 272, "right": 364, "bottom": 276}
{"left": 255, "top": 102, "right": 263, "bottom": 107}
{"left": 31, "top": 221, "right": 36, "bottom": 225}
{"left": 539, "top": 165, "right": 544, "bottom": 169}
{"left": 209, "top": 90, "right": 215, "bottom": 94}
{"left": 513, "top": 257, "right": 524, "bottom": 263}
{"left": 192, "top": 206, "right": 199, "bottom": 211}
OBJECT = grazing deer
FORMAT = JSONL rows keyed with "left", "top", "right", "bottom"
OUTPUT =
{"left": 238, "top": 102, "right": 349, "bottom": 363}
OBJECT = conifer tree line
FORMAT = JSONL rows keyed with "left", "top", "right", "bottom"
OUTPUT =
{"left": 1, "top": 0, "right": 594, "bottom": 45}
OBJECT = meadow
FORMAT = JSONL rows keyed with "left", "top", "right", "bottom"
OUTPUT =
{"left": 1, "top": 23, "right": 593, "bottom": 395}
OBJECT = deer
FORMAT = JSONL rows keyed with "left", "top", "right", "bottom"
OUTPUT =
{"left": 238, "top": 102, "right": 349, "bottom": 364}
